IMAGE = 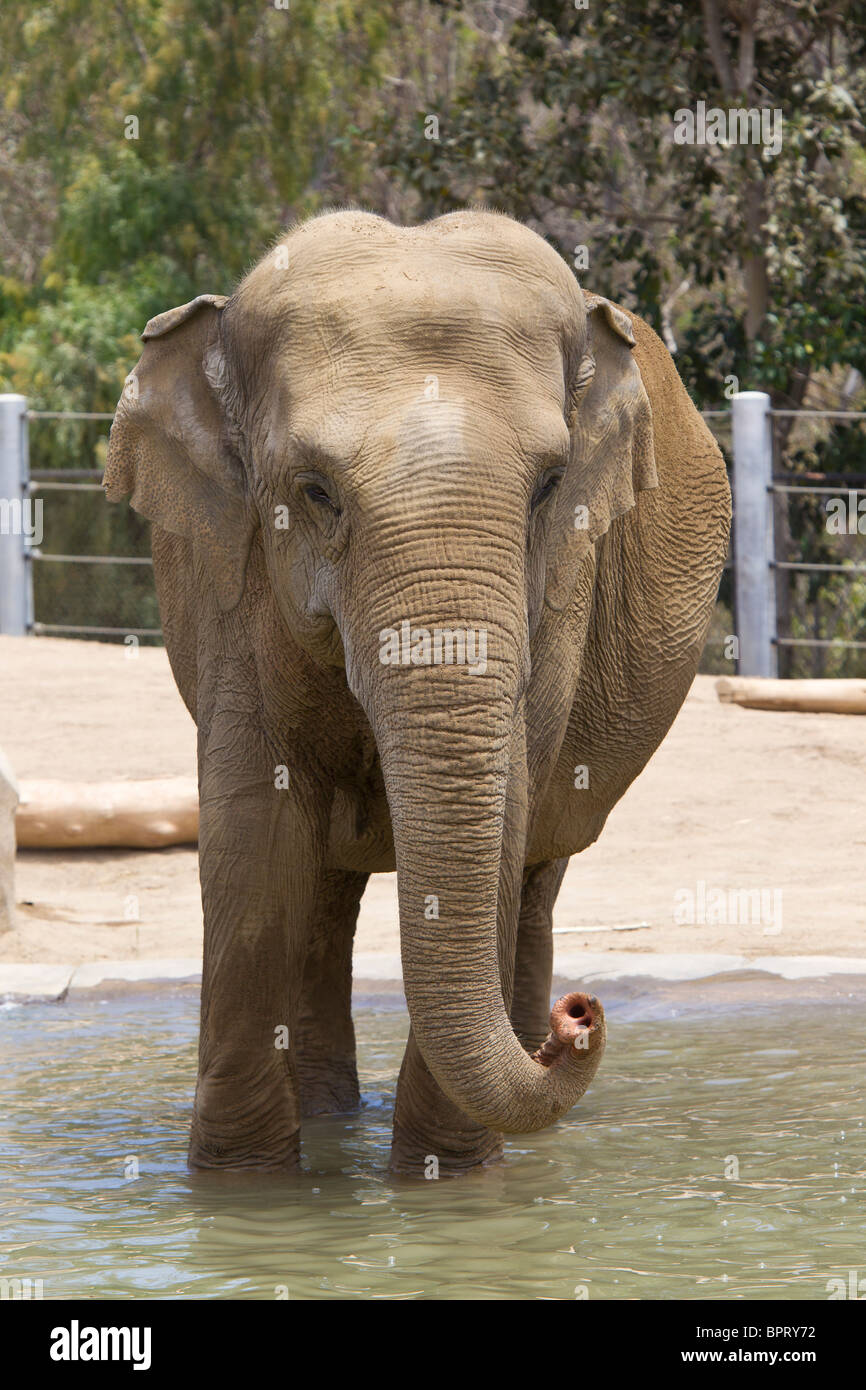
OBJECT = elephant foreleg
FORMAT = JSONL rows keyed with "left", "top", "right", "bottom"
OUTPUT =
{"left": 295, "top": 868, "right": 367, "bottom": 1118}
{"left": 510, "top": 858, "right": 569, "bottom": 1054}
{"left": 189, "top": 711, "right": 329, "bottom": 1171}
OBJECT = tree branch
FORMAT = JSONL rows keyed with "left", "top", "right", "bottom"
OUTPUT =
{"left": 113, "top": 2, "right": 149, "bottom": 69}
{"left": 700, "top": 0, "right": 737, "bottom": 96}
{"left": 737, "top": 0, "right": 761, "bottom": 96}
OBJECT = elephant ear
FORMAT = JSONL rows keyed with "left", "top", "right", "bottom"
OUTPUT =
{"left": 103, "top": 294, "right": 254, "bottom": 612}
{"left": 544, "top": 291, "right": 658, "bottom": 612}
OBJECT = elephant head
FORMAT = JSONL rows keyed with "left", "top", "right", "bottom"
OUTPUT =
{"left": 104, "top": 211, "right": 665, "bottom": 1136}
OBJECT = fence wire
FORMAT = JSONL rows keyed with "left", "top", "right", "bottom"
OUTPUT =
{"left": 27, "top": 415, "right": 161, "bottom": 643}
{"left": 21, "top": 405, "right": 866, "bottom": 675}
{"left": 767, "top": 408, "right": 866, "bottom": 678}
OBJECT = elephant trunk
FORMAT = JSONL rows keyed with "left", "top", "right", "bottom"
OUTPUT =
{"left": 355, "top": 571, "right": 605, "bottom": 1136}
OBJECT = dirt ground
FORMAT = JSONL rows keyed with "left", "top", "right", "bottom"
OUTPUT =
{"left": 1, "top": 633, "right": 863, "bottom": 964}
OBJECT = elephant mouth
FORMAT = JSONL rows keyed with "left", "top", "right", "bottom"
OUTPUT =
{"left": 532, "top": 991, "right": 602, "bottom": 1070}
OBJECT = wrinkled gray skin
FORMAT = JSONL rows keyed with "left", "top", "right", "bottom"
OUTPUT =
{"left": 104, "top": 210, "right": 730, "bottom": 1175}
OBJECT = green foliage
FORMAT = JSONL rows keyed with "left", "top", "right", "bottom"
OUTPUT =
{"left": 0, "top": 0, "right": 391, "bottom": 408}
{"left": 0, "top": 0, "right": 392, "bottom": 637}
{"left": 360, "top": 0, "right": 866, "bottom": 674}
{"left": 1, "top": 0, "right": 864, "bottom": 666}
{"left": 368, "top": 0, "right": 866, "bottom": 413}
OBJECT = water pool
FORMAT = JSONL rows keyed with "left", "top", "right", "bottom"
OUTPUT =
{"left": 1, "top": 974, "right": 864, "bottom": 1300}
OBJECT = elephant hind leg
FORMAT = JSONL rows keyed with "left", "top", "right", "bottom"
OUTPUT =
{"left": 296, "top": 868, "right": 367, "bottom": 1118}
{"left": 510, "top": 858, "right": 569, "bottom": 1054}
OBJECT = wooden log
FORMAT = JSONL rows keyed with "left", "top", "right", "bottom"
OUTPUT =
{"left": 716, "top": 677, "right": 866, "bottom": 715}
{"left": 0, "top": 747, "right": 19, "bottom": 931}
{"left": 15, "top": 778, "right": 198, "bottom": 849}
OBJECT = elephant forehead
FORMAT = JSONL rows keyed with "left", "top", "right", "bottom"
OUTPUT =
{"left": 238, "top": 249, "right": 577, "bottom": 395}
{"left": 268, "top": 307, "right": 571, "bottom": 441}
{"left": 298, "top": 268, "right": 562, "bottom": 348}
{"left": 283, "top": 394, "right": 570, "bottom": 475}
{"left": 253, "top": 207, "right": 582, "bottom": 312}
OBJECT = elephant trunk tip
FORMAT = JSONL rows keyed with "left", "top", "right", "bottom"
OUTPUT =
{"left": 532, "top": 991, "right": 605, "bottom": 1070}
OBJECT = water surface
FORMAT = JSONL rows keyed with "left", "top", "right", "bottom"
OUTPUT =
{"left": 1, "top": 975, "right": 864, "bottom": 1299}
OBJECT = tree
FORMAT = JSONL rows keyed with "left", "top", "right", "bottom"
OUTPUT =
{"left": 0, "top": 0, "right": 391, "bottom": 637}
{"left": 368, "top": 0, "right": 866, "bottom": 415}
{"left": 0, "top": 0, "right": 391, "bottom": 411}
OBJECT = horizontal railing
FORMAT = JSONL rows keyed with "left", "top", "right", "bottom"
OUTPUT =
{"left": 1, "top": 394, "right": 865, "bottom": 666}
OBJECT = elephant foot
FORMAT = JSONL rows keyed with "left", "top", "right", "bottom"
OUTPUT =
{"left": 388, "top": 1126, "right": 504, "bottom": 1178}
{"left": 188, "top": 1073, "right": 302, "bottom": 1170}
{"left": 298, "top": 1060, "right": 361, "bottom": 1118}
{"left": 187, "top": 1130, "right": 301, "bottom": 1172}
{"left": 390, "top": 1026, "right": 503, "bottom": 1177}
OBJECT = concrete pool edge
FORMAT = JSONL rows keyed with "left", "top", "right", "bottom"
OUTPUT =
{"left": 2, "top": 949, "right": 866, "bottom": 1003}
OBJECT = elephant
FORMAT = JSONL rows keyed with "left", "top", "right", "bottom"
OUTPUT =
{"left": 104, "top": 209, "right": 730, "bottom": 1176}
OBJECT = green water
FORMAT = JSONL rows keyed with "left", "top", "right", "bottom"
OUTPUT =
{"left": 1, "top": 976, "right": 864, "bottom": 1300}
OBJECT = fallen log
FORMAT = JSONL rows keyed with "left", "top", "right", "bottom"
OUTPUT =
{"left": 0, "top": 747, "right": 18, "bottom": 931}
{"left": 716, "top": 677, "right": 866, "bottom": 715}
{"left": 15, "top": 778, "right": 198, "bottom": 849}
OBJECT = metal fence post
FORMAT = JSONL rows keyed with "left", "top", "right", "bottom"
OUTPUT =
{"left": 0, "top": 395, "right": 32, "bottom": 635}
{"left": 731, "top": 391, "right": 777, "bottom": 677}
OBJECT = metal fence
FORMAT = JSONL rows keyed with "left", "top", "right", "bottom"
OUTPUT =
{"left": 0, "top": 397, "right": 160, "bottom": 642}
{"left": 1, "top": 391, "right": 865, "bottom": 674}
{"left": 724, "top": 393, "right": 866, "bottom": 676}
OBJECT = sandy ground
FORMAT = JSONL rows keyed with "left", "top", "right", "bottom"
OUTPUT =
{"left": 1, "top": 633, "right": 863, "bottom": 965}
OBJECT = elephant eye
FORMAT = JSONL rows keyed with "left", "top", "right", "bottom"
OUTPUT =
{"left": 531, "top": 469, "right": 564, "bottom": 511}
{"left": 303, "top": 482, "right": 341, "bottom": 515}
